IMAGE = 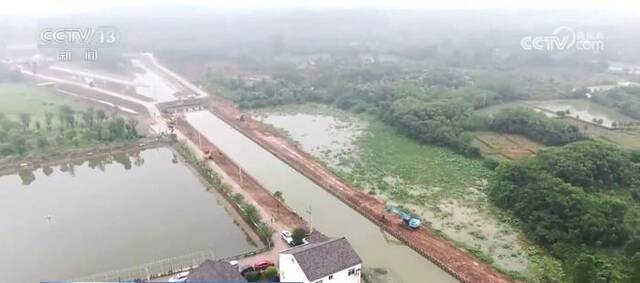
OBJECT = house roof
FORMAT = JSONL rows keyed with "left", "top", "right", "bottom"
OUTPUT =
{"left": 281, "top": 237, "right": 362, "bottom": 281}
{"left": 187, "top": 260, "right": 247, "bottom": 282}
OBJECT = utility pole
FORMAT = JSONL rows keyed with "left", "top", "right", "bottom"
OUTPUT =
{"left": 306, "top": 206, "right": 313, "bottom": 233}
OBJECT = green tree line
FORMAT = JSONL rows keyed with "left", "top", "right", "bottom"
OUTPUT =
{"left": 592, "top": 86, "right": 640, "bottom": 120}
{"left": 210, "top": 60, "right": 537, "bottom": 156}
{"left": 0, "top": 106, "right": 138, "bottom": 157}
{"left": 489, "top": 141, "right": 640, "bottom": 282}
{"left": 486, "top": 108, "right": 586, "bottom": 146}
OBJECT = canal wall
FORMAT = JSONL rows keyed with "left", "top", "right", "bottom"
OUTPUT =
{"left": 174, "top": 117, "right": 310, "bottom": 233}
{"left": 207, "top": 102, "right": 515, "bottom": 283}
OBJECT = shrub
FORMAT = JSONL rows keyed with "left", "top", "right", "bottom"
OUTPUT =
{"left": 292, "top": 227, "right": 308, "bottom": 246}
{"left": 244, "top": 271, "right": 259, "bottom": 282}
{"left": 261, "top": 267, "right": 278, "bottom": 281}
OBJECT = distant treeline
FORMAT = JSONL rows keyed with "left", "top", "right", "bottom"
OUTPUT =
{"left": 486, "top": 108, "right": 586, "bottom": 146}
{"left": 0, "top": 106, "right": 139, "bottom": 157}
{"left": 209, "top": 60, "right": 566, "bottom": 156}
{"left": 593, "top": 86, "right": 640, "bottom": 120}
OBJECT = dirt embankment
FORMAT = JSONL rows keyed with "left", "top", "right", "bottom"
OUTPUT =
{"left": 208, "top": 101, "right": 515, "bottom": 283}
{"left": 175, "top": 117, "right": 308, "bottom": 231}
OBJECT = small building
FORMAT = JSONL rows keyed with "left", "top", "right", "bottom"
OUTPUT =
{"left": 187, "top": 259, "right": 247, "bottom": 282}
{"left": 156, "top": 97, "right": 210, "bottom": 114}
{"left": 279, "top": 237, "right": 362, "bottom": 283}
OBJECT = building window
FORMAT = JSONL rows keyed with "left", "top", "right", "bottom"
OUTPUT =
{"left": 329, "top": 275, "right": 333, "bottom": 280}
{"left": 348, "top": 268, "right": 355, "bottom": 276}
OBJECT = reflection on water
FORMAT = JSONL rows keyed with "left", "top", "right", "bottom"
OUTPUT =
{"left": 0, "top": 147, "right": 255, "bottom": 283}
{"left": 15, "top": 150, "right": 146, "bottom": 185}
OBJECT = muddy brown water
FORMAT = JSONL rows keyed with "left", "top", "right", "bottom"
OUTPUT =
{"left": 185, "top": 111, "right": 458, "bottom": 283}
{"left": 0, "top": 147, "right": 256, "bottom": 283}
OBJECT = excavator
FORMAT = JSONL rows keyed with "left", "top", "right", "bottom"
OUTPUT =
{"left": 386, "top": 205, "right": 422, "bottom": 230}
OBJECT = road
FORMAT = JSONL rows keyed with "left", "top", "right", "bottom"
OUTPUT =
{"left": 20, "top": 67, "right": 168, "bottom": 135}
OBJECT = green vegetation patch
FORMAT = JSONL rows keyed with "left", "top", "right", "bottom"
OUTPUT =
{"left": 489, "top": 141, "right": 640, "bottom": 282}
{"left": 0, "top": 83, "right": 88, "bottom": 121}
{"left": 353, "top": 118, "right": 491, "bottom": 195}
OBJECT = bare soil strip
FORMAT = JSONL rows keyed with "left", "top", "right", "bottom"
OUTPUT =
{"left": 175, "top": 117, "right": 309, "bottom": 231}
{"left": 208, "top": 101, "right": 514, "bottom": 283}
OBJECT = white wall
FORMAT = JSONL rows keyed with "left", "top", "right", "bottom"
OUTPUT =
{"left": 279, "top": 254, "right": 362, "bottom": 283}
{"left": 279, "top": 253, "right": 310, "bottom": 283}
{"left": 311, "top": 264, "right": 362, "bottom": 283}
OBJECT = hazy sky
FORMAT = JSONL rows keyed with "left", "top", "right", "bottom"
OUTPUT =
{"left": 3, "top": 0, "right": 640, "bottom": 16}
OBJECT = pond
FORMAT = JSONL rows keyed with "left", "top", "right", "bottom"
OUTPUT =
{"left": 0, "top": 147, "right": 256, "bottom": 283}
{"left": 251, "top": 104, "right": 366, "bottom": 171}
{"left": 532, "top": 99, "right": 636, "bottom": 128}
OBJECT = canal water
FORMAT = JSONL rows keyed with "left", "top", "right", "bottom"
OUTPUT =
{"left": 185, "top": 111, "right": 458, "bottom": 283}
{"left": 0, "top": 147, "right": 256, "bottom": 283}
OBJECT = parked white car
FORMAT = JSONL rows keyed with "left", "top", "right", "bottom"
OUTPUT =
{"left": 168, "top": 271, "right": 189, "bottom": 282}
{"left": 281, "top": 230, "right": 293, "bottom": 245}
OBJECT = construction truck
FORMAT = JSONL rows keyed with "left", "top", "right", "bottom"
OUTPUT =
{"left": 387, "top": 205, "right": 422, "bottom": 230}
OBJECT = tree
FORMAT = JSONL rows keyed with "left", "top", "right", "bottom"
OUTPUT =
{"left": 256, "top": 223, "right": 274, "bottom": 245}
{"left": 58, "top": 105, "right": 75, "bottom": 128}
{"left": 528, "top": 257, "right": 565, "bottom": 283}
{"left": 19, "top": 113, "right": 31, "bottom": 130}
{"left": 241, "top": 203, "right": 262, "bottom": 224}
{"left": 625, "top": 238, "right": 640, "bottom": 258}
{"left": 292, "top": 227, "right": 307, "bottom": 246}
{"left": 573, "top": 254, "right": 599, "bottom": 283}
{"left": 44, "top": 111, "right": 53, "bottom": 130}
{"left": 488, "top": 108, "right": 585, "bottom": 146}
{"left": 273, "top": 191, "right": 284, "bottom": 202}
{"left": 630, "top": 253, "right": 640, "bottom": 283}
{"left": 261, "top": 266, "right": 278, "bottom": 281}
{"left": 489, "top": 141, "right": 635, "bottom": 248}
{"left": 244, "top": 271, "right": 259, "bottom": 282}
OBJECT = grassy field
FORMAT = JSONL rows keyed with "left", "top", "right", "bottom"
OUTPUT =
{"left": 472, "top": 131, "right": 544, "bottom": 161}
{"left": 562, "top": 118, "right": 640, "bottom": 149}
{"left": 353, "top": 119, "right": 492, "bottom": 192}
{"left": 0, "top": 83, "right": 89, "bottom": 122}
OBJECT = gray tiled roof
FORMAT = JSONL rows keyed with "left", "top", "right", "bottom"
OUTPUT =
{"left": 281, "top": 237, "right": 362, "bottom": 281}
{"left": 187, "top": 260, "right": 247, "bottom": 282}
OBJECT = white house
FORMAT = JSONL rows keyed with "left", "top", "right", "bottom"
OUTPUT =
{"left": 279, "top": 237, "right": 362, "bottom": 283}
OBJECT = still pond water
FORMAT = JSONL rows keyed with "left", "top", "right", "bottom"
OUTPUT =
{"left": 0, "top": 147, "right": 255, "bottom": 283}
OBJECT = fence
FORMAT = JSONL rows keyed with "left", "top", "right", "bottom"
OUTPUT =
{"left": 71, "top": 247, "right": 267, "bottom": 282}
